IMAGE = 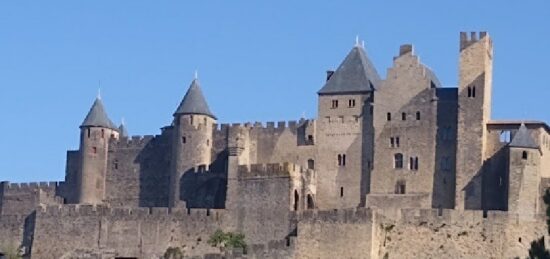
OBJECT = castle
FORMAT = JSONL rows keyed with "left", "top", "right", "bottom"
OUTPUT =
{"left": 1, "top": 32, "right": 549, "bottom": 259}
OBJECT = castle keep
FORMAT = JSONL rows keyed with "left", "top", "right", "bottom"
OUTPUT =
{"left": 1, "top": 32, "right": 550, "bottom": 258}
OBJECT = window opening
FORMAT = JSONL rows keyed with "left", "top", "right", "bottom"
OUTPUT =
{"left": 294, "top": 190, "right": 299, "bottom": 211}
{"left": 331, "top": 100, "right": 339, "bottom": 108}
{"left": 394, "top": 153, "right": 403, "bottom": 169}
{"left": 307, "top": 159, "right": 315, "bottom": 170}
{"left": 307, "top": 194, "right": 315, "bottom": 209}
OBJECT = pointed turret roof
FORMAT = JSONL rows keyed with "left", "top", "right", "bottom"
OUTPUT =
{"left": 118, "top": 120, "right": 128, "bottom": 137}
{"left": 509, "top": 123, "right": 538, "bottom": 149}
{"left": 174, "top": 79, "right": 216, "bottom": 119}
{"left": 318, "top": 44, "right": 381, "bottom": 95}
{"left": 80, "top": 97, "right": 117, "bottom": 129}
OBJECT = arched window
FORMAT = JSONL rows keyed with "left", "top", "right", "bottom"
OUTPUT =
{"left": 394, "top": 153, "right": 403, "bottom": 169}
{"left": 307, "top": 159, "right": 315, "bottom": 170}
{"left": 522, "top": 151, "right": 528, "bottom": 160}
{"left": 293, "top": 190, "right": 299, "bottom": 211}
{"left": 307, "top": 194, "right": 315, "bottom": 209}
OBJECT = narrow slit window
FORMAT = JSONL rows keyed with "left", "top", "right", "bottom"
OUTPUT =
{"left": 182, "top": 136, "right": 187, "bottom": 144}
{"left": 337, "top": 154, "right": 342, "bottom": 166}
{"left": 472, "top": 86, "right": 476, "bottom": 97}
{"left": 342, "top": 154, "right": 346, "bottom": 166}
{"left": 395, "top": 137, "right": 400, "bottom": 147}
{"left": 416, "top": 111, "right": 421, "bottom": 120}
{"left": 467, "top": 87, "right": 472, "bottom": 97}
{"left": 402, "top": 112, "right": 406, "bottom": 121}
{"left": 387, "top": 113, "right": 391, "bottom": 121}
{"left": 340, "top": 187, "right": 344, "bottom": 197}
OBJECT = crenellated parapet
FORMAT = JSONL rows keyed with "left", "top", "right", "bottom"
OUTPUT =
{"left": 2, "top": 181, "right": 61, "bottom": 191}
{"left": 109, "top": 134, "right": 170, "bottom": 150}
{"left": 214, "top": 119, "right": 313, "bottom": 135}
{"left": 397, "top": 208, "right": 535, "bottom": 226}
{"left": 37, "top": 204, "right": 225, "bottom": 221}
{"left": 298, "top": 207, "right": 373, "bottom": 223}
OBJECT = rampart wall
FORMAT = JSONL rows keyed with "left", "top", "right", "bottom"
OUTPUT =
{"left": 294, "top": 208, "right": 375, "bottom": 259}
{"left": 31, "top": 204, "right": 226, "bottom": 259}
{"left": 375, "top": 208, "right": 547, "bottom": 259}
{"left": 0, "top": 181, "right": 63, "bottom": 216}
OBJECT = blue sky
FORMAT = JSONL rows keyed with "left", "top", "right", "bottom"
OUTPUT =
{"left": 0, "top": 1, "right": 549, "bottom": 182}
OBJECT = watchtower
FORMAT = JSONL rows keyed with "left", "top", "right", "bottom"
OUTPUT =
{"left": 77, "top": 96, "right": 119, "bottom": 204}
{"left": 169, "top": 77, "right": 217, "bottom": 207}
{"left": 455, "top": 32, "right": 493, "bottom": 210}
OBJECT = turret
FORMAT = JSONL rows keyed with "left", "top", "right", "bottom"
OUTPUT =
{"left": 169, "top": 76, "right": 217, "bottom": 207}
{"left": 77, "top": 95, "right": 119, "bottom": 204}
{"left": 507, "top": 123, "right": 540, "bottom": 219}
{"left": 455, "top": 32, "right": 493, "bottom": 210}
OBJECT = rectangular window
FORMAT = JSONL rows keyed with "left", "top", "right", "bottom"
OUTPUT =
{"left": 390, "top": 137, "right": 395, "bottom": 148}
{"left": 387, "top": 113, "right": 391, "bottom": 121}
{"left": 348, "top": 99, "right": 356, "bottom": 107}
{"left": 92, "top": 147, "right": 97, "bottom": 154}
{"left": 331, "top": 100, "right": 339, "bottom": 108}
{"left": 395, "top": 137, "right": 400, "bottom": 147}
{"left": 401, "top": 112, "right": 406, "bottom": 121}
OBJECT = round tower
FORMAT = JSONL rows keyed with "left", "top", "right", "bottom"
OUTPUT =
{"left": 77, "top": 96, "right": 119, "bottom": 204}
{"left": 169, "top": 77, "right": 217, "bottom": 207}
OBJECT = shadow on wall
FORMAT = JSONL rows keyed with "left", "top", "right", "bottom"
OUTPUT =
{"left": 179, "top": 151, "right": 228, "bottom": 209}
{"left": 134, "top": 137, "right": 171, "bottom": 207}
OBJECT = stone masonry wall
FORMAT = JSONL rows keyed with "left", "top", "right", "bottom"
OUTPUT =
{"left": 31, "top": 205, "right": 225, "bottom": 259}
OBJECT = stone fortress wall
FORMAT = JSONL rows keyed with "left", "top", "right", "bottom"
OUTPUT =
{"left": 1, "top": 31, "right": 550, "bottom": 259}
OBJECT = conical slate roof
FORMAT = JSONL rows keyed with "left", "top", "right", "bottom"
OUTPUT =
{"left": 118, "top": 121, "right": 128, "bottom": 137}
{"left": 174, "top": 79, "right": 216, "bottom": 119}
{"left": 80, "top": 97, "right": 117, "bottom": 129}
{"left": 509, "top": 123, "right": 538, "bottom": 149}
{"left": 318, "top": 45, "right": 381, "bottom": 95}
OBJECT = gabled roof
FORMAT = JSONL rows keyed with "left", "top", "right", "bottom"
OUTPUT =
{"left": 509, "top": 123, "right": 538, "bottom": 149}
{"left": 318, "top": 45, "right": 381, "bottom": 95}
{"left": 174, "top": 79, "right": 216, "bottom": 119}
{"left": 80, "top": 97, "right": 117, "bottom": 129}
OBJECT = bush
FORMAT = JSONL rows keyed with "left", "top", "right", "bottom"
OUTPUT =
{"left": 207, "top": 229, "right": 247, "bottom": 250}
{"left": 162, "top": 247, "right": 184, "bottom": 259}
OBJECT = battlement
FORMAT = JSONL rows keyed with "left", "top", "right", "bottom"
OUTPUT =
{"left": 460, "top": 31, "right": 490, "bottom": 51}
{"left": 213, "top": 119, "right": 313, "bottom": 134}
{"left": 298, "top": 207, "right": 373, "bottom": 223}
{"left": 37, "top": 204, "right": 226, "bottom": 220}
{"left": 2, "top": 181, "right": 60, "bottom": 191}
{"left": 397, "top": 208, "right": 536, "bottom": 225}
{"left": 237, "top": 162, "right": 308, "bottom": 178}
{"left": 111, "top": 134, "right": 164, "bottom": 149}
